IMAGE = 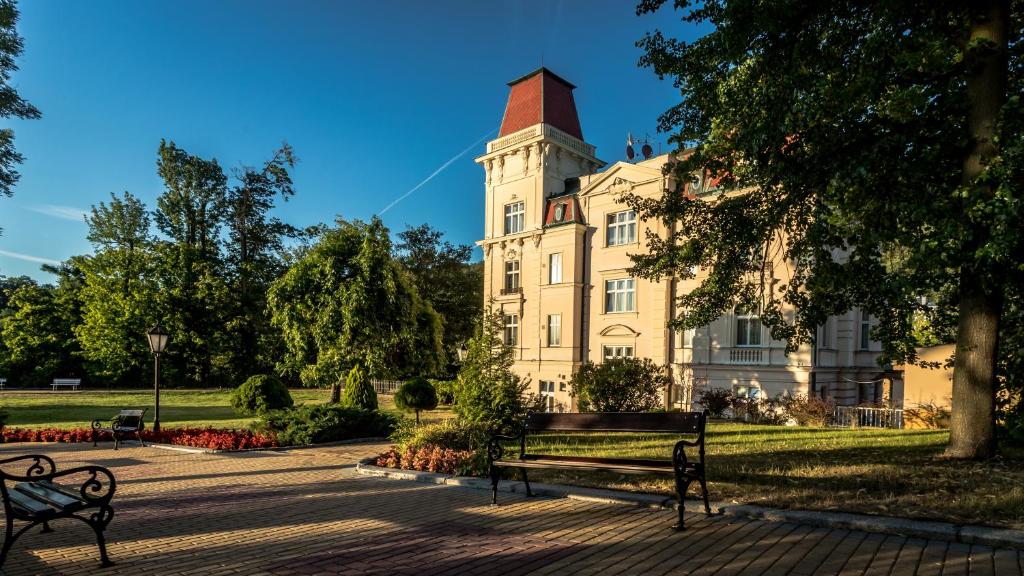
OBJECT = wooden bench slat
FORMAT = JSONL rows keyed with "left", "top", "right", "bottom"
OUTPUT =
{"left": 15, "top": 482, "right": 84, "bottom": 511}
{"left": 494, "top": 458, "right": 675, "bottom": 475}
{"left": 525, "top": 412, "right": 704, "bottom": 433}
{"left": 6, "top": 488, "right": 56, "bottom": 517}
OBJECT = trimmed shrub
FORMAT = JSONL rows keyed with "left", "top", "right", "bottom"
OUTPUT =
{"left": 570, "top": 357, "right": 667, "bottom": 412}
{"left": 782, "top": 394, "right": 835, "bottom": 427}
{"left": 394, "top": 377, "right": 438, "bottom": 424}
{"left": 340, "top": 364, "right": 377, "bottom": 410}
{"left": 231, "top": 374, "right": 294, "bottom": 415}
{"left": 696, "top": 388, "right": 733, "bottom": 418}
{"left": 391, "top": 418, "right": 486, "bottom": 452}
{"left": 259, "top": 404, "right": 397, "bottom": 446}
{"left": 730, "top": 395, "right": 788, "bottom": 425}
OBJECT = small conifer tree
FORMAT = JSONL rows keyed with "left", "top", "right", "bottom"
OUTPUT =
{"left": 340, "top": 364, "right": 377, "bottom": 410}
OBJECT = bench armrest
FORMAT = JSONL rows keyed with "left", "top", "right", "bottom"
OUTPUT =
{"left": 91, "top": 416, "right": 118, "bottom": 430}
{"left": 3, "top": 465, "right": 116, "bottom": 505}
{"left": 0, "top": 454, "right": 57, "bottom": 479}
{"left": 486, "top": 433, "right": 525, "bottom": 463}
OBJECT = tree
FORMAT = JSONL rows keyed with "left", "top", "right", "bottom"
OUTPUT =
{"left": 396, "top": 224, "right": 483, "bottom": 368}
{"left": 0, "top": 0, "right": 40, "bottom": 205}
{"left": 394, "top": 377, "right": 439, "bottom": 424}
{"left": 340, "top": 364, "right": 377, "bottom": 410}
{"left": 634, "top": 0, "right": 1021, "bottom": 458}
{"left": 269, "top": 217, "right": 443, "bottom": 399}
{"left": 454, "top": 308, "right": 531, "bottom": 434}
{"left": 76, "top": 192, "right": 158, "bottom": 385}
{"left": 0, "top": 282, "right": 81, "bottom": 386}
{"left": 154, "top": 140, "right": 230, "bottom": 387}
{"left": 570, "top": 357, "right": 667, "bottom": 412}
{"left": 223, "top": 144, "right": 299, "bottom": 381}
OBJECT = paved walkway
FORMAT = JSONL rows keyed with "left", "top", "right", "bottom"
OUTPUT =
{"left": 0, "top": 442, "right": 1021, "bottom": 575}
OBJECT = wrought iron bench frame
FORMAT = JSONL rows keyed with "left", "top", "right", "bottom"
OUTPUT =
{"left": 487, "top": 410, "right": 711, "bottom": 530}
{"left": 91, "top": 408, "right": 147, "bottom": 450}
{"left": 0, "top": 454, "right": 116, "bottom": 568}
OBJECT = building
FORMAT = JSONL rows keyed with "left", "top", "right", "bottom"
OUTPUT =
{"left": 475, "top": 68, "right": 888, "bottom": 411}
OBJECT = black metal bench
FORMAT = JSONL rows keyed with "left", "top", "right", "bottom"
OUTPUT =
{"left": 487, "top": 411, "right": 711, "bottom": 530}
{"left": 0, "top": 454, "right": 116, "bottom": 568}
{"left": 92, "top": 408, "right": 147, "bottom": 450}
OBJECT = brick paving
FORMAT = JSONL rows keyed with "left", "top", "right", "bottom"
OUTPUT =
{"left": 0, "top": 442, "right": 1021, "bottom": 575}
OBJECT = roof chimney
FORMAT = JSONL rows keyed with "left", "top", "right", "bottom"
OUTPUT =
{"left": 498, "top": 68, "right": 584, "bottom": 141}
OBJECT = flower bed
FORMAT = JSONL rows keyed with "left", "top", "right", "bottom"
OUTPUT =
{"left": 375, "top": 443, "right": 478, "bottom": 475}
{"left": 1, "top": 426, "right": 278, "bottom": 451}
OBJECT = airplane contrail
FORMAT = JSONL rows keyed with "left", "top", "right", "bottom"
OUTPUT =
{"left": 379, "top": 129, "right": 496, "bottom": 215}
{"left": 0, "top": 249, "right": 61, "bottom": 265}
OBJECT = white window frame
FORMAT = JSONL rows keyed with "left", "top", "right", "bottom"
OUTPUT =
{"left": 504, "top": 202, "right": 525, "bottom": 235}
{"left": 504, "top": 260, "right": 520, "bottom": 292}
{"left": 549, "top": 252, "right": 562, "bottom": 284}
{"left": 733, "top": 383, "right": 762, "bottom": 401}
{"left": 538, "top": 380, "right": 556, "bottom": 412}
{"left": 504, "top": 314, "right": 518, "bottom": 346}
{"left": 547, "top": 314, "right": 561, "bottom": 347}
{"left": 735, "top": 307, "right": 762, "bottom": 347}
{"left": 603, "top": 345, "right": 634, "bottom": 360}
{"left": 859, "top": 311, "right": 871, "bottom": 350}
{"left": 606, "top": 210, "right": 637, "bottom": 246}
{"left": 604, "top": 278, "right": 635, "bottom": 313}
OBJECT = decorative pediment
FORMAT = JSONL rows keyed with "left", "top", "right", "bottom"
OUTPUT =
{"left": 600, "top": 324, "right": 640, "bottom": 337}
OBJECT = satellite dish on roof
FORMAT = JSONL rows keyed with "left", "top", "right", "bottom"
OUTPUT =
{"left": 626, "top": 132, "right": 635, "bottom": 161}
{"left": 641, "top": 142, "right": 653, "bottom": 159}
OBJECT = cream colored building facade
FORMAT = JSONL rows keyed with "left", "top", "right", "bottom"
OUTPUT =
{"left": 476, "top": 68, "right": 888, "bottom": 411}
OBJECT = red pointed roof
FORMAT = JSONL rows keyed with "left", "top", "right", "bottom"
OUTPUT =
{"left": 499, "top": 68, "right": 584, "bottom": 141}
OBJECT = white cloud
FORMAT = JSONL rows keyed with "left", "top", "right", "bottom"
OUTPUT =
{"left": 26, "top": 204, "right": 88, "bottom": 222}
{"left": 0, "top": 249, "right": 61, "bottom": 266}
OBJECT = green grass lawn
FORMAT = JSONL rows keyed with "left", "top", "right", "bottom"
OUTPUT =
{"left": 510, "top": 422, "right": 1024, "bottom": 529}
{"left": 0, "top": 388, "right": 454, "bottom": 429}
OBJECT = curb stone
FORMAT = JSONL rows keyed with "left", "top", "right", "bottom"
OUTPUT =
{"left": 356, "top": 457, "right": 1024, "bottom": 550}
{"left": 145, "top": 436, "right": 387, "bottom": 455}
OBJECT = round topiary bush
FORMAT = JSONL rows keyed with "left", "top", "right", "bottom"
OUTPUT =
{"left": 394, "top": 377, "right": 439, "bottom": 424}
{"left": 231, "top": 374, "right": 294, "bottom": 415}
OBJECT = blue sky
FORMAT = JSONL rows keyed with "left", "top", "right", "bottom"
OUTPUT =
{"left": 1, "top": 0, "right": 698, "bottom": 281}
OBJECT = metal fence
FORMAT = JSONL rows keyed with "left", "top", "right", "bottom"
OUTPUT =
{"left": 368, "top": 379, "right": 403, "bottom": 394}
{"left": 831, "top": 406, "right": 904, "bottom": 429}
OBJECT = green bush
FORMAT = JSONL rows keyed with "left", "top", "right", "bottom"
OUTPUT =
{"left": 259, "top": 404, "right": 398, "bottom": 446}
{"left": 230, "top": 374, "right": 294, "bottom": 415}
{"left": 394, "top": 377, "right": 438, "bottom": 424}
{"left": 570, "top": 357, "right": 667, "bottom": 412}
{"left": 391, "top": 418, "right": 486, "bottom": 451}
{"left": 697, "top": 388, "right": 733, "bottom": 418}
{"left": 340, "top": 364, "right": 377, "bottom": 410}
{"left": 454, "top": 311, "right": 530, "bottom": 434}
{"left": 430, "top": 379, "right": 457, "bottom": 405}
{"left": 782, "top": 394, "right": 835, "bottom": 427}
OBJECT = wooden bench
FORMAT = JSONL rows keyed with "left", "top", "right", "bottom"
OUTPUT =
{"left": 0, "top": 454, "right": 116, "bottom": 568}
{"left": 51, "top": 378, "right": 81, "bottom": 391}
{"left": 92, "top": 409, "right": 147, "bottom": 450}
{"left": 488, "top": 411, "right": 711, "bottom": 530}
{"left": 0, "top": 378, "right": 6, "bottom": 390}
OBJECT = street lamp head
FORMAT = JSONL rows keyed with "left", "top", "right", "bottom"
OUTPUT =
{"left": 146, "top": 324, "right": 170, "bottom": 354}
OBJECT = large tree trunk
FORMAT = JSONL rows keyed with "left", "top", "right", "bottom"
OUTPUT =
{"left": 945, "top": 0, "right": 1008, "bottom": 460}
{"left": 330, "top": 383, "right": 341, "bottom": 404}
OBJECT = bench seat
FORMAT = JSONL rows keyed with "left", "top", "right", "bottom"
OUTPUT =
{"left": 92, "top": 409, "right": 146, "bottom": 450}
{"left": 492, "top": 454, "right": 699, "bottom": 475}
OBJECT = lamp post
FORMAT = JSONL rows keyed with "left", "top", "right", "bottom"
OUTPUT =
{"left": 146, "top": 324, "right": 169, "bottom": 433}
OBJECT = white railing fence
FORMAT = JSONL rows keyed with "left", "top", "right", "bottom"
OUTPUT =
{"left": 832, "top": 406, "right": 904, "bottom": 429}
{"left": 339, "top": 379, "right": 403, "bottom": 395}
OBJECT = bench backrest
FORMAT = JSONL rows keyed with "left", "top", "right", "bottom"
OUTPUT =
{"left": 524, "top": 411, "right": 706, "bottom": 434}
{"left": 52, "top": 379, "right": 81, "bottom": 384}
{"left": 116, "top": 409, "right": 146, "bottom": 429}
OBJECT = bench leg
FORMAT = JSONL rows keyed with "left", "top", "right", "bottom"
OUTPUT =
{"left": 673, "top": 475, "right": 693, "bottom": 531}
{"left": 0, "top": 519, "right": 16, "bottom": 569}
{"left": 137, "top": 431, "right": 145, "bottom": 448}
{"left": 490, "top": 464, "right": 500, "bottom": 505}
{"left": 521, "top": 467, "right": 534, "bottom": 497}
{"left": 699, "top": 475, "right": 711, "bottom": 515}
{"left": 91, "top": 524, "right": 113, "bottom": 567}
{"left": 40, "top": 521, "right": 52, "bottom": 533}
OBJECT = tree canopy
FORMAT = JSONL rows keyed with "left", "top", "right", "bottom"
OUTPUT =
{"left": 633, "top": 0, "right": 1022, "bottom": 457}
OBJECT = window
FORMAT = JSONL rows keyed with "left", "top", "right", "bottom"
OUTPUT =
{"left": 504, "top": 260, "right": 520, "bottom": 292}
{"left": 549, "top": 253, "right": 562, "bottom": 284}
{"left": 547, "top": 314, "right": 561, "bottom": 347}
{"left": 682, "top": 326, "right": 696, "bottom": 348}
{"left": 559, "top": 382, "right": 566, "bottom": 392}
{"left": 735, "top": 308, "right": 762, "bottom": 347}
{"left": 859, "top": 311, "right": 871, "bottom": 350}
{"left": 603, "top": 345, "right": 634, "bottom": 360}
{"left": 733, "top": 384, "right": 762, "bottom": 401}
{"left": 606, "top": 210, "right": 637, "bottom": 246}
{"left": 538, "top": 381, "right": 556, "bottom": 412}
{"left": 605, "top": 278, "right": 635, "bottom": 313}
{"left": 504, "top": 314, "right": 518, "bottom": 346}
{"left": 504, "top": 202, "right": 524, "bottom": 235}
{"left": 819, "top": 317, "right": 833, "bottom": 349}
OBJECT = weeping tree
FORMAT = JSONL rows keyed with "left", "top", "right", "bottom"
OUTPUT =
{"left": 269, "top": 217, "right": 444, "bottom": 402}
{"left": 633, "top": 0, "right": 1021, "bottom": 458}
